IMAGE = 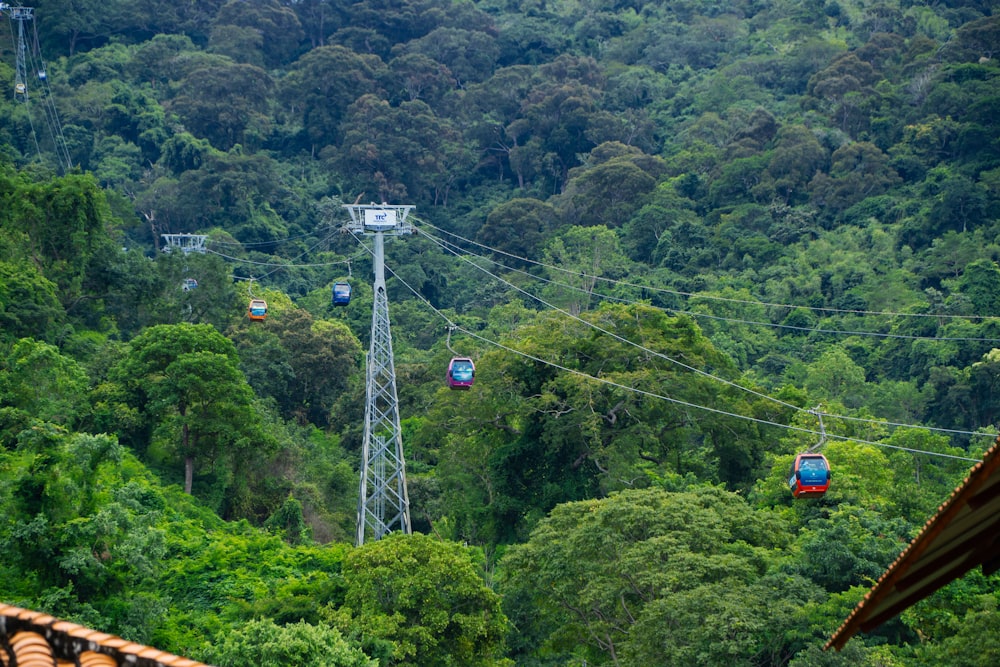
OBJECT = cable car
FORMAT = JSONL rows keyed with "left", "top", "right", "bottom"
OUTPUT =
{"left": 446, "top": 357, "right": 475, "bottom": 390}
{"left": 248, "top": 299, "right": 268, "bottom": 321}
{"left": 182, "top": 278, "right": 198, "bottom": 291}
{"left": 14, "top": 82, "right": 26, "bottom": 95}
{"left": 788, "top": 453, "right": 830, "bottom": 498}
{"left": 37, "top": 70, "right": 46, "bottom": 81}
{"left": 332, "top": 282, "right": 352, "bottom": 306}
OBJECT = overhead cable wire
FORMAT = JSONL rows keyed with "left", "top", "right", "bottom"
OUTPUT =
{"left": 412, "top": 225, "right": 996, "bottom": 445}
{"left": 207, "top": 228, "right": 335, "bottom": 247}
{"left": 414, "top": 226, "right": 802, "bottom": 411}
{"left": 210, "top": 229, "right": 350, "bottom": 283}
{"left": 672, "top": 309, "right": 1000, "bottom": 342}
{"left": 5, "top": 15, "right": 43, "bottom": 161}
{"left": 414, "top": 218, "right": 1000, "bottom": 323}
{"left": 418, "top": 228, "right": 1000, "bottom": 343}
{"left": 362, "top": 236, "right": 982, "bottom": 463}
{"left": 27, "top": 17, "right": 70, "bottom": 171}
{"left": 206, "top": 247, "right": 363, "bottom": 269}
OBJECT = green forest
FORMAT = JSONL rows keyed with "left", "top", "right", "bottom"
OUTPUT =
{"left": 1, "top": 0, "right": 999, "bottom": 664}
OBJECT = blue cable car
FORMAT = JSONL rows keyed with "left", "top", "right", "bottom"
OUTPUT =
{"left": 446, "top": 357, "right": 475, "bottom": 390}
{"left": 182, "top": 278, "right": 198, "bottom": 291}
{"left": 248, "top": 299, "right": 268, "bottom": 321}
{"left": 788, "top": 453, "right": 830, "bottom": 498}
{"left": 332, "top": 282, "right": 352, "bottom": 306}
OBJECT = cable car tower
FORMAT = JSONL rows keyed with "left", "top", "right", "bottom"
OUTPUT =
{"left": 1, "top": 4, "right": 31, "bottom": 101}
{"left": 160, "top": 233, "right": 208, "bottom": 254}
{"left": 2, "top": 3, "right": 72, "bottom": 171}
{"left": 345, "top": 203, "right": 414, "bottom": 545}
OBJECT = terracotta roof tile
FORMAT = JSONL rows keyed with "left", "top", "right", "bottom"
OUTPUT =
{"left": 80, "top": 651, "right": 117, "bottom": 667}
{"left": 0, "top": 604, "right": 214, "bottom": 667}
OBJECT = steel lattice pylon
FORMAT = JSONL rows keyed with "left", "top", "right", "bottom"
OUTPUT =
{"left": 345, "top": 204, "right": 414, "bottom": 545}
{"left": 160, "top": 233, "right": 208, "bottom": 254}
{"left": 6, "top": 5, "right": 32, "bottom": 101}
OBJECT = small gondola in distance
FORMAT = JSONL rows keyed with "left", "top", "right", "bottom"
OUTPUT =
{"left": 446, "top": 357, "right": 475, "bottom": 390}
{"left": 332, "top": 282, "right": 352, "bottom": 306}
{"left": 248, "top": 299, "right": 268, "bottom": 321}
{"left": 788, "top": 452, "right": 830, "bottom": 498}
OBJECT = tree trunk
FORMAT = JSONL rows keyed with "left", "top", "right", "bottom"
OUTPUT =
{"left": 183, "top": 421, "right": 193, "bottom": 494}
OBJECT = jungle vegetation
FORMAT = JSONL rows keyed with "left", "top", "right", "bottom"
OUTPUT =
{"left": 1, "top": 0, "right": 1000, "bottom": 665}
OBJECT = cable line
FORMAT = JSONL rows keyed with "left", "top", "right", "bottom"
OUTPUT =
{"left": 415, "top": 218, "right": 1000, "bottom": 323}
{"left": 416, "top": 226, "right": 801, "bottom": 410}
{"left": 672, "top": 309, "right": 1000, "bottom": 342}
{"left": 417, "top": 227, "right": 1000, "bottom": 344}
{"left": 26, "top": 14, "right": 70, "bottom": 171}
{"left": 363, "top": 237, "right": 982, "bottom": 463}
{"left": 418, "top": 226, "right": 1000, "bottom": 439}
{"left": 406, "top": 226, "right": 994, "bottom": 448}
{"left": 205, "top": 229, "right": 358, "bottom": 285}
{"left": 207, "top": 228, "right": 334, "bottom": 247}
{"left": 3, "top": 5, "right": 71, "bottom": 171}
{"left": 206, "top": 247, "right": 363, "bottom": 269}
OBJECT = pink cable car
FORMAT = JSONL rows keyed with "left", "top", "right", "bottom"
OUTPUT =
{"left": 446, "top": 357, "right": 475, "bottom": 390}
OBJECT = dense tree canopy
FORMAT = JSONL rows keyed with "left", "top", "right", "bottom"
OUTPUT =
{"left": 1, "top": 0, "right": 999, "bottom": 664}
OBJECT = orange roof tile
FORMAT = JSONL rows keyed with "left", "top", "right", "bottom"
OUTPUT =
{"left": 0, "top": 604, "right": 214, "bottom": 667}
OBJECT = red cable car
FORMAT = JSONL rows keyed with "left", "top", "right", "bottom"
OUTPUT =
{"left": 446, "top": 357, "right": 475, "bottom": 390}
{"left": 248, "top": 299, "right": 268, "bottom": 321}
{"left": 788, "top": 453, "right": 830, "bottom": 498}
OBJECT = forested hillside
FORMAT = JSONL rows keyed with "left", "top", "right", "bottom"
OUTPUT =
{"left": 1, "top": 0, "right": 999, "bottom": 665}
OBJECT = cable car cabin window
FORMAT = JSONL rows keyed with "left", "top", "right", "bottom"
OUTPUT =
{"left": 248, "top": 299, "right": 268, "bottom": 321}
{"left": 332, "top": 282, "right": 351, "bottom": 305}
{"left": 447, "top": 357, "right": 475, "bottom": 389}
{"left": 788, "top": 453, "right": 830, "bottom": 498}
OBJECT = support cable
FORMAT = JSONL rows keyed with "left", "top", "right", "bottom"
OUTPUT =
{"left": 416, "top": 227, "right": 999, "bottom": 440}
{"left": 415, "top": 223, "right": 1000, "bottom": 343}
{"left": 366, "top": 241, "right": 982, "bottom": 463}
{"left": 415, "top": 217, "right": 1000, "bottom": 324}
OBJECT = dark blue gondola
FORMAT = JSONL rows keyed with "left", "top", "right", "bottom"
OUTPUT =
{"left": 446, "top": 357, "right": 475, "bottom": 390}
{"left": 788, "top": 453, "right": 830, "bottom": 498}
{"left": 332, "top": 282, "right": 352, "bottom": 306}
{"left": 182, "top": 278, "right": 198, "bottom": 291}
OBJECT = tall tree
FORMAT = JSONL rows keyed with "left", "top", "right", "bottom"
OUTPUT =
{"left": 555, "top": 142, "right": 665, "bottom": 228}
{"left": 113, "top": 323, "right": 272, "bottom": 499}
{"left": 336, "top": 533, "right": 509, "bottom": 667}
{"left": 477, "top": 198, "right": 557, "bottom": 267}
{"left": 207, "top": 618, "right": 375, "bottom": 667}
{"left": 1, "top": 338, "right": 88, "bottom": 427}
{"left": 498, "top": 486, "right": 802, "bottom": 666}
{"left": 211, "top": 0, "right": 304, "bottom": 68}
{"left": 0, "top": 261, "right": 64, "bottom": 343}
{"left": 280, "top": 45, "right": 385, "bottom": 153}
{"left": 169, "top": 62, "right": 274, "bottom": 151}
{"left": 7, "top": 172, "right": 116, "bottom": 311}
